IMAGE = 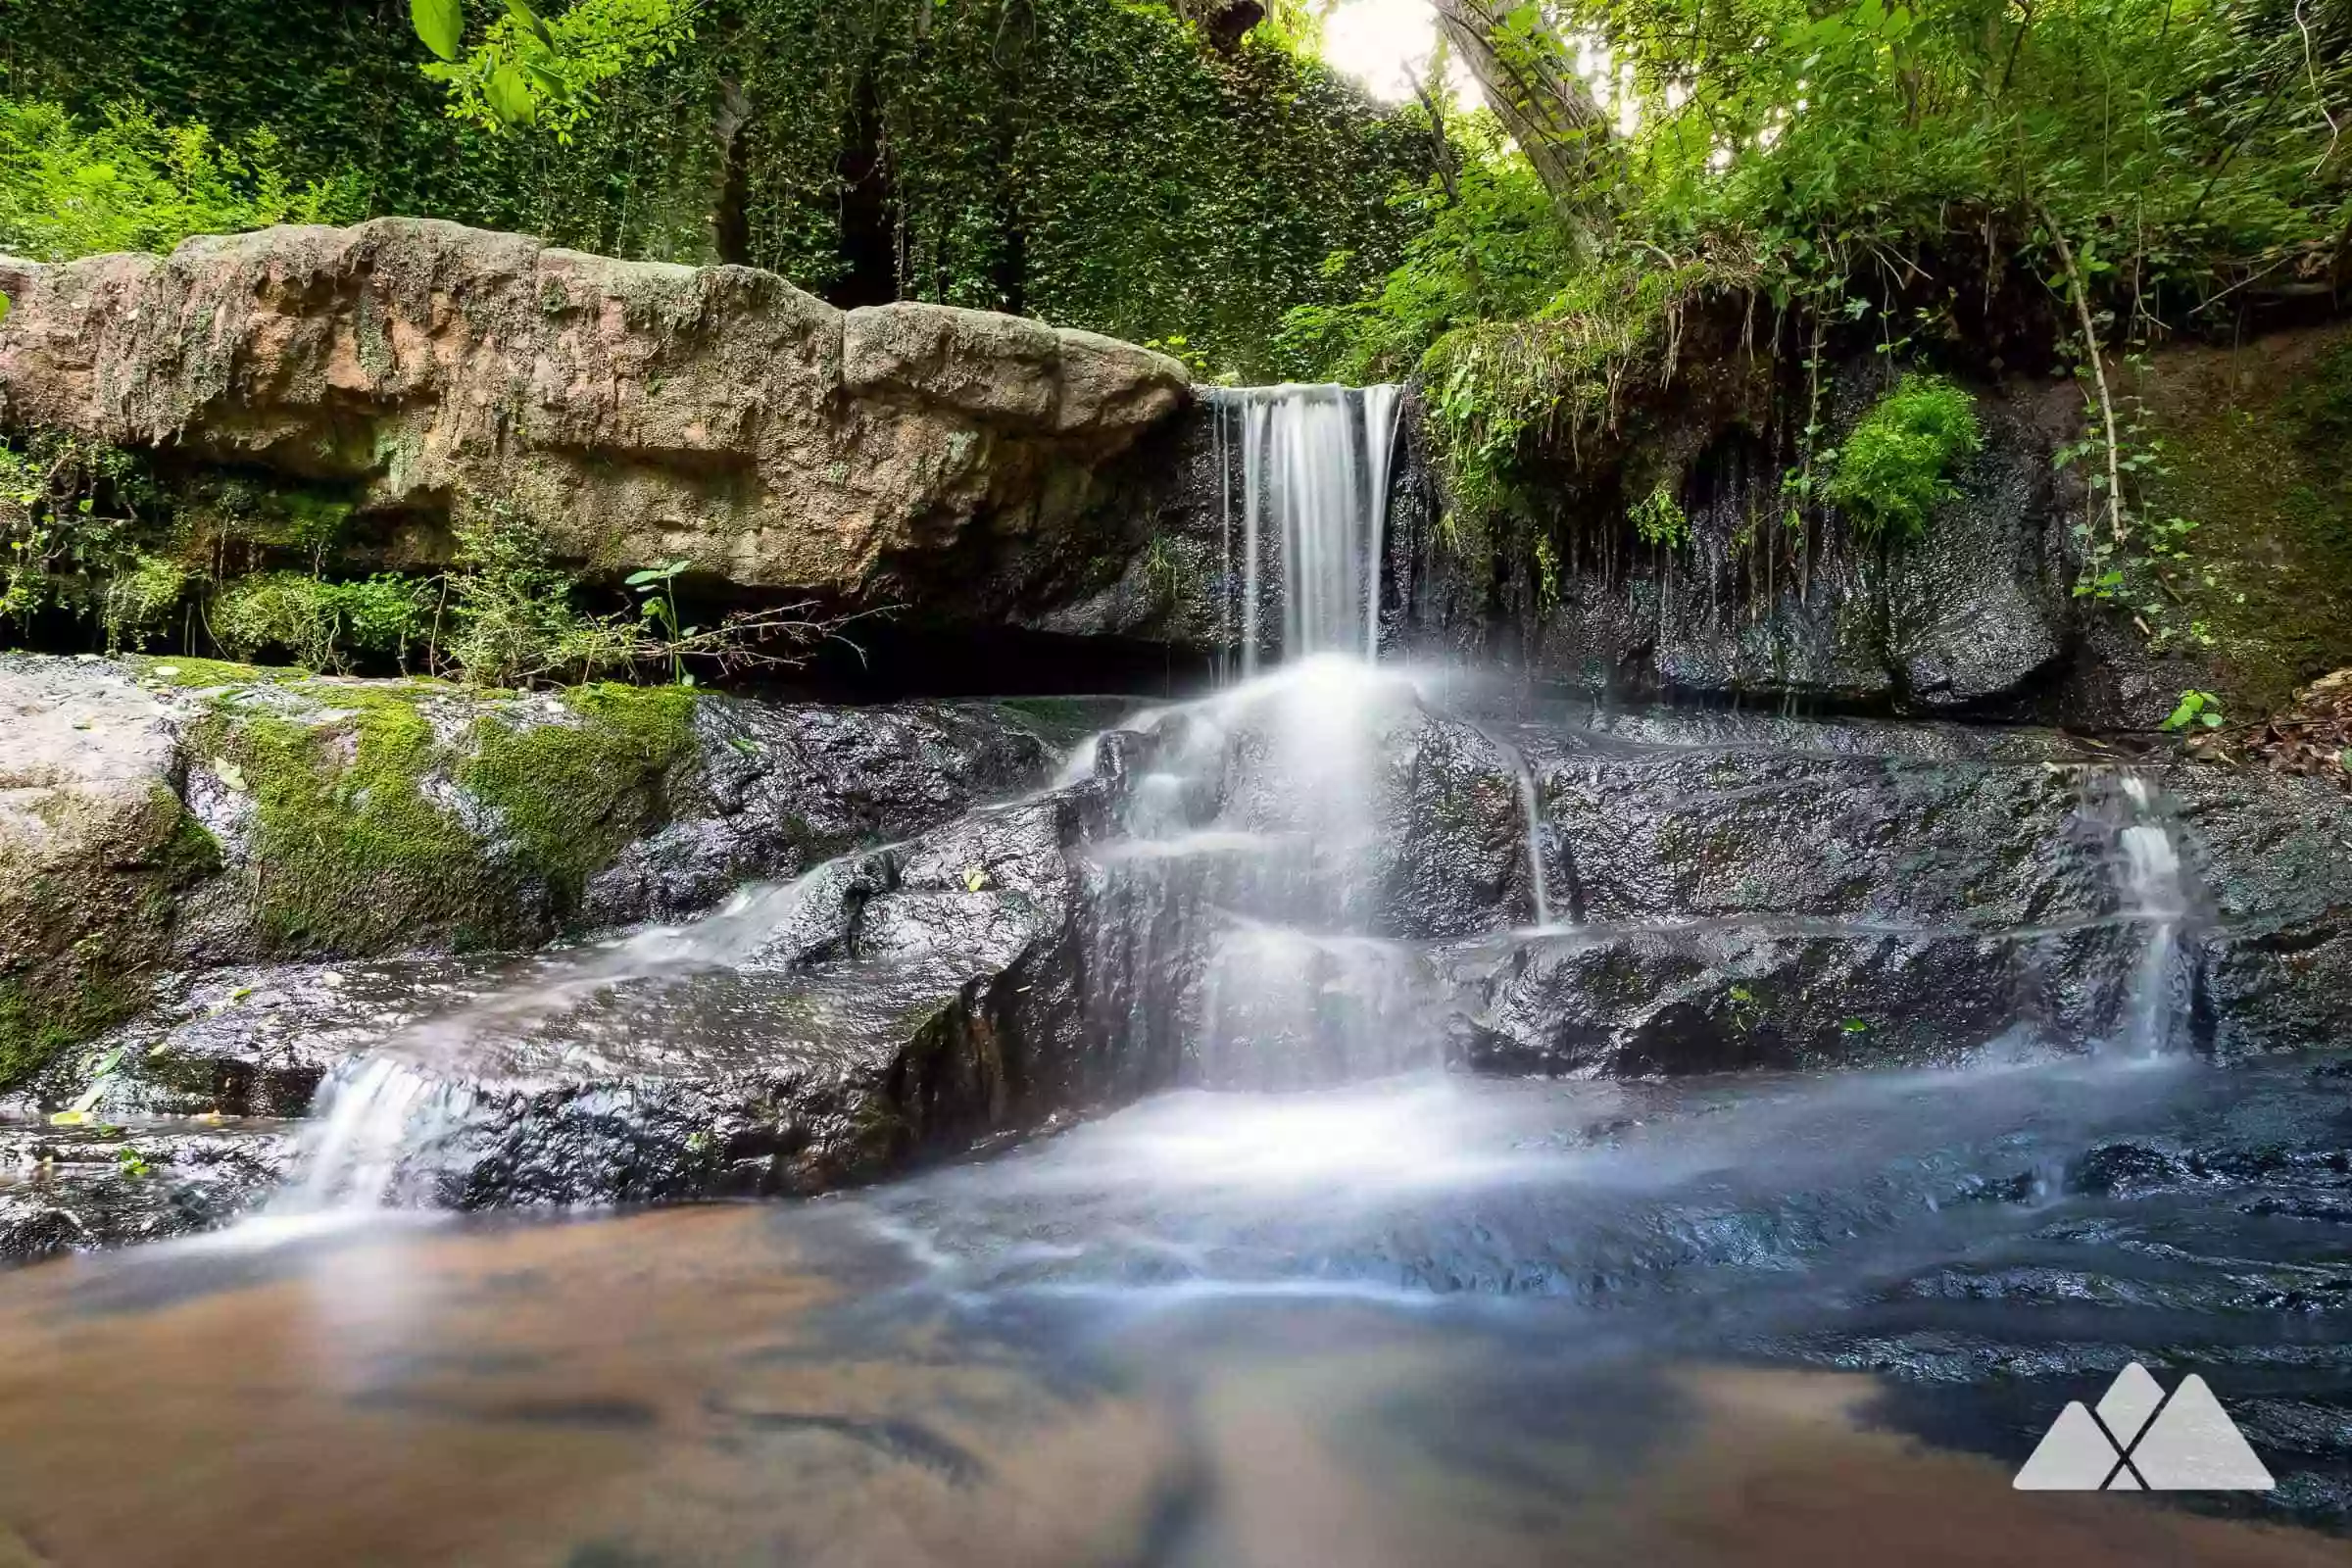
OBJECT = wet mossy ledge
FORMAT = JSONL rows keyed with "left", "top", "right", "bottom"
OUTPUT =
{"left": 0, "top": 652, "right": 1100, "bottom": 1091}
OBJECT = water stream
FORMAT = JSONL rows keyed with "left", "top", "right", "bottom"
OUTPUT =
{"left": 7, "top": 380, "right": 2331, "bottom": 1564}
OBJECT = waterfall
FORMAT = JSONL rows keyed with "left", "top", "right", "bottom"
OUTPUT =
{"left": 1512, "top": 758, "right": 1555, "bottom": 929}
{"left": 1211, "top": 384, "right": 1403, "bottom": 674}
{"left": 2114, "top": 775, "right": 2190, "bottom": 1055}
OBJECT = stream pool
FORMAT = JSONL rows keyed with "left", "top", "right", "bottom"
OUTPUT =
{"left": 3, "top": 1047, "right": 2349, "bottom": 1565}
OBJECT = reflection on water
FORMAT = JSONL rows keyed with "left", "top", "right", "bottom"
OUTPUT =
{"left": 3, "top": 1050, "right": 2352, "bottom": 1563}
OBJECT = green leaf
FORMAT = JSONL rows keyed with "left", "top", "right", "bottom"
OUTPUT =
{"left": 485, "top": 64, "right": 537, "bottom": 126}
{"left": 624, "top": 569, "right": 664, "bottom": 586}
{"left": 410, "top": 0, "right": 465, "bottom": 62}
{"left": 504, "top": 0, "right": 558, "bottom": 50}
{"left": 0, "top": 292, "right": 11, "bottom": 324}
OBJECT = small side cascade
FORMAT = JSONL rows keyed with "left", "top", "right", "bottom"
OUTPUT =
{"left": 2114, "top": 774, "right": 2192, "bottom": 1055}
{"left": 1469, "top": 722, "right": 1556, "bottom": 929}
{"left": 276, "top": 866, "right": 835, "bottom": 1210}
{"left": 1513, "top": 758, "right": 1555, "bottom": 930}
{"left": 1207, "top": 383, "right": 1404, "bottom": 673}
{"left": 274, "top": 1055, "right": 460, "bottom": 1212}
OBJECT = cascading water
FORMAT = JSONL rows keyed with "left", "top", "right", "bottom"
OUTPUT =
{"left": 2114, "top": 774, "right": 2190, "bottom": 1055}
{"left": 276, "top": 866, "right": 833, "bottom": 1211}
{"left": 1209, "top": 383, "right": 1403, "bottom": 670}
{"left": 1083, "top": 382, "right": 1434, "bottom": 1086}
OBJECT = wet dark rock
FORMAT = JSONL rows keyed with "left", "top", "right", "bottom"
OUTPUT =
{"left": 1438, "top": 709, "right": 2352, "bottom": 1073}
{"left": 0, "top": 1117, "right": 288, "bottom": 1264}
{"left": 1453, "top": 922, "right": 2141, "bottom": 1076}
{"left": 583, "top": 695, "right": 1084, "bottom": 925}
{"left": 2068, "top": 1140, "right": 2196, "bottom": 1197}
{"left": 304, "top": 781, "right": 1129, "bottom": 1205}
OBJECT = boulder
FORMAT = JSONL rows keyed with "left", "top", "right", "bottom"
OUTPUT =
{"left": 39, "top": 778, "right": 1129, "bottom": 1205}
{"left": 0, "top": 656, "right": 217, "bottom": 1087}
{"left": 0, "top": 220, "right": 1191, "bottom": 612}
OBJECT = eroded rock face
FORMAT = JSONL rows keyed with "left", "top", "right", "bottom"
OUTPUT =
{"left": 0, "top": 220, "right": 1191, "bottom": 611}
{"left": 1446, "top": 710, "right": 2352, "bottom": 1073}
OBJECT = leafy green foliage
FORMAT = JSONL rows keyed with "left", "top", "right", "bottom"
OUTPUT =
{"left": 422, "top": 0, "right": 696, "bottom": 140}
{"left": 211, "top": 571, "right": 432, "bottom": 671}
{"left": 2163, "top": 688, "right": 2227, "bottom": 731}
{"left": 0, "top": 96, "right": 360, "bottom": 262}
{"left": 1271, "top": 122, "right": 1576, "bottom": 382}
{"left": 442, "top": 504, "right": 631, "bottom": 687}
{"left": 1823, "top": 376, "right": 1984, "bottom": 543}
{"left": 13, "top": 0, "right": 1427, "bottom": 374}
{"left": 0, "top": 429, "right": 166, "bottom": 635}
{"left": 1629, "top": 481, "right": 1690, "bottom": 549}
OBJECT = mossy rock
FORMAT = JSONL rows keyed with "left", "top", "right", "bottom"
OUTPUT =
{"left": 0, "top": 656, "right": 221, "bottom": 1090}
{"left": 194, "top": 678, "right": 702, "bottom": 956}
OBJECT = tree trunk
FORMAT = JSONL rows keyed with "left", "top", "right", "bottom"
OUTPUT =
{"left": 1430, "top": 0, "right": 1611, "bottom": 255}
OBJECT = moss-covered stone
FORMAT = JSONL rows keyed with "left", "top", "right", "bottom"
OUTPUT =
{"left": 197, "top": 692, "right": 512, "bottom": 955}
{"left": 462, "top": 683, "right": 701, "bottom": 920}
{"left": 194, "top": 677, "right": 706, "bottom": 956}
{"left": 0, "top": 785, "right": 220, "bottom": 1090}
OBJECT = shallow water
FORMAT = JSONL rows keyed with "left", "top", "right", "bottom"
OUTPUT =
{"left": 3, "top": 1049, "right": 2350, "bottom": 1565}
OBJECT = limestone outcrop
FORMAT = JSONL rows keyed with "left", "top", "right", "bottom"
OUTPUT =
{"left": 0, "top": 219, "right": 1191, "bottom": 609}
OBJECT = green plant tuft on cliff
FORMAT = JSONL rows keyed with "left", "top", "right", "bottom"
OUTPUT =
{"left": 211, "top": 571, "right": 433, "bottom": 672}
{"left": 1823, "top": 377, "right": 1983, "bottom": 544}
{"left": 1630, "top": 482, "right": 1690, "bottom": 550}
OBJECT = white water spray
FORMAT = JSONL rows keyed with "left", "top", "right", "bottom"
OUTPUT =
{"left": 276, "top": 866, "right": 834, "bottom": 1210}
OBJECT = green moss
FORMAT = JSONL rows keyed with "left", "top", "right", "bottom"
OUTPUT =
{"left": 0, "top": 966, "right": 142, "bottom": 1089}
{"left": 2134, "top": 332, "right": 2352, "bottom": 714}
{"left": 184, "top": 678, "right": 705, "bottom": 958}
{"left": 462, "top": 683, "right": 701, "bottom": 918}
{"left": 126, "top": 654, "right": 304, "bottom": 688}
{"left": 199, "top": 689, "right": 512, "bottom": 955}
{"left": 0, "top": 788, "right": 220, "bottom": 1090}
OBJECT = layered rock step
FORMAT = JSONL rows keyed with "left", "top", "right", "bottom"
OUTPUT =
{"left": 10, "top": 656, "right": 2352, "bottom": 1262}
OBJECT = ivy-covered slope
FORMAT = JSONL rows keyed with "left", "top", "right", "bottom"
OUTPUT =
{"left": 2, "top": 0, "right": 1428, "bottom": 377}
